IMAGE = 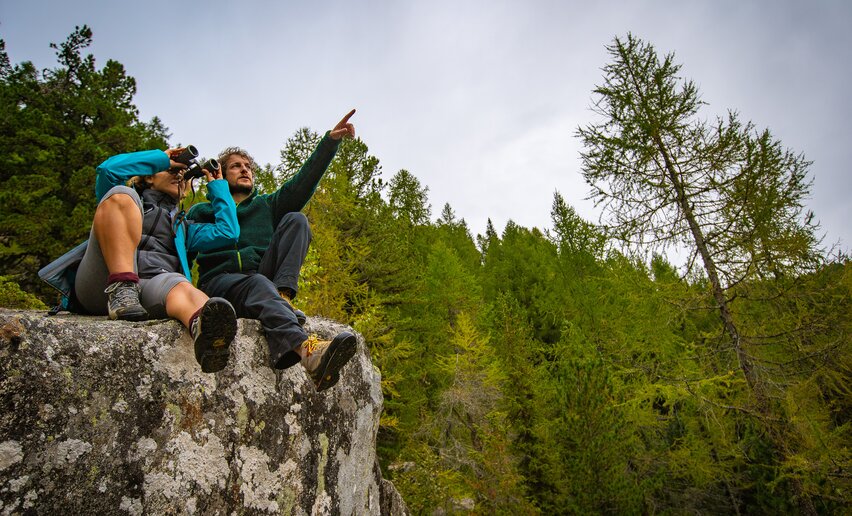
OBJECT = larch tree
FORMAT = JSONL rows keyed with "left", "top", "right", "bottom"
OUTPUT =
{"left": 577, "top": 34, "right": 825, "bottom": 513}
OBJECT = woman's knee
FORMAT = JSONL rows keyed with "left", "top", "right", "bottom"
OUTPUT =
{"left": 167, "top": 281, "right": 205, "bottom": 301}
{"left": 94, "top": 190, "right": 142, "bottom": 223}
{"left": 99, "top": 186, "right": 141, "bottom": 209}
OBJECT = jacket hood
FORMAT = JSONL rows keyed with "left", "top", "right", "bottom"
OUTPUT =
{"left": 142, "top": 188, "right": 178, "bottom": 210}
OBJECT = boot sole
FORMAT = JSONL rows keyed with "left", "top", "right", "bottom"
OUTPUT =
{"left": 194, "top": 298, "right": 237, "bottom": 373}
{"left": 313, "top": 332, "right": 357, "bottom": 392}
{"left": 110, "top": 308, "right": 149, "bottom": 322}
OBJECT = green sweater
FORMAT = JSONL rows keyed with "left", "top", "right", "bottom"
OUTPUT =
{"left": 188, "top": 133, "right": 340, "bottom": 287}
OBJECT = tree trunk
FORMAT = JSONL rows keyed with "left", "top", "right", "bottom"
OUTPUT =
{"left": 652, "top": 135, "right": 816, "bottom": 515}
{"left": 652, "top": 135, "right": 765, "bottom": 405}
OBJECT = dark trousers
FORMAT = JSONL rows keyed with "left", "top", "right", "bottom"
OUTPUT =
{"left": 202, "top": 212, "right": 311, "bottom": 369}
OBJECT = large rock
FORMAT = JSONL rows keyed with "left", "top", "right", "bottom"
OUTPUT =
{"left": 0, "top": 309, "right": 407, "bottom": 515}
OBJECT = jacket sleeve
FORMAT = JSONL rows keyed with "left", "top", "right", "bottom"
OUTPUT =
{"left": 184, "top": 179, "right": 240, "bottom": 252}
{"left": 266, "top": 132, "right": 341, "bottom": 221}
{"left": 94, "top": 150, "right": 170, "bottom": 201}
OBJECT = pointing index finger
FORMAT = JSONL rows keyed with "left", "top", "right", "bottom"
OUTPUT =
{"left": 338, "top": 109, "right": 356, "bottom": 126}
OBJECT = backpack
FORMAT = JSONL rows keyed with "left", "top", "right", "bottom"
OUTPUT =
{"left": 38, "top": 241, "right": 89, "bottom": 315}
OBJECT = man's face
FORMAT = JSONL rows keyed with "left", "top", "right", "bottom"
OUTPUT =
{"left": 223, "top": 154, "right": 254, "bottom": 195}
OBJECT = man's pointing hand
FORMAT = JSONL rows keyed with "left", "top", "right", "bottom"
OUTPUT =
{"left": 330, "top": 109, "right": 356, "bottom": 140}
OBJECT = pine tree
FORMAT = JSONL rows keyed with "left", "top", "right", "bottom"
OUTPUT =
{"left": 0, "top": 27, "right": 168, "bottom": 299}
{"left": 388, "top": 169, "right": 430, "bottom": 226}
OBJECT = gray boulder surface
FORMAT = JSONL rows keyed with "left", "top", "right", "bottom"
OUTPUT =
{"left": 0, "top": 309, "right": 407, "bottom": 515}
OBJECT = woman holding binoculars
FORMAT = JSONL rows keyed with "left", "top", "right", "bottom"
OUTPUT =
{"left": 43, "top": 147, "right": 240, "bottom": 373}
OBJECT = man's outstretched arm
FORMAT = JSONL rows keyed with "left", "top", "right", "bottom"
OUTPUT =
{"left": 269, "top": 109, "right": 357, "bottom": 217}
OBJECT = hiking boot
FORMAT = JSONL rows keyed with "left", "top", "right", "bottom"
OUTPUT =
{"left": 300, "top": 331, "right": 357, "bottom": 391}
{"left": 279, "top": 291, "right": 307, "bottom": 326}
{"left": 104, "top": 281, "right": 148, "bottom": 321}
{"left": 191, "top": 297, "right": 237, "bottom": 373}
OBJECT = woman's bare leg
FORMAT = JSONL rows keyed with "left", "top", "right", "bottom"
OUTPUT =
{"left": 92, "top": 193, "right": 141, "bottom": 274}
{"left": 165, "top": 282, "right": 209, "bottom": 328}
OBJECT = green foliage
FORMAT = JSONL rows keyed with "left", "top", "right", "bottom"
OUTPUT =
{"left": 285, "top": 72, "right": 847, "bottom": 510}
{"left": 548, "top": 191, "right": 607, "bottom": 259}
{"left": 0, "top": 276, "right": 47, "bottom": 309}
{"left": 576, "top": 33, "right": 847, "bottom": 512}
{"left": 254, "top": 162, "right": 279, "bottom": 196}
{"left": 388, "top": 169, "right": 430, "bottom": 226}
{"left": 423, "top": 313, "right": 533, "bottom": 512}
{"left": 0, "top": 27, "right": 168, "bottom": 301}
{"left": 536, "top": 340, "right": 644, "bottom": 513}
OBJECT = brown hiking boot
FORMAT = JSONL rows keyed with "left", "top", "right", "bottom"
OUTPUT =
{"left": 279, "top": 291, "right": 307, "bottom": 326}
{"left": 300, "top": 331, "right": 357, "bottom": 391}
{"left": 191, "top": 297, "right": 237, "bottom": 373}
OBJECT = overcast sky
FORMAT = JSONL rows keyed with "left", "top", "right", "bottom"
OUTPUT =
{"left": 2, "top": 1, "right": 850, "bottom": 257}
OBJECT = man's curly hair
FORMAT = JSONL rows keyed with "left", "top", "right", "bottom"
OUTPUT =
{"left": 218, "top": 147, "right": 257, "bottom": 172}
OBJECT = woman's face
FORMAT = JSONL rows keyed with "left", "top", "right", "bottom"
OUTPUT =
{"left": 147, "top": 170, "right": 187, "bottom": 200}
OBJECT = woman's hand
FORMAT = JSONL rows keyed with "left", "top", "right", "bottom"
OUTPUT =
{"left": 165, "top": 148, "right": 189, "bottom": 172}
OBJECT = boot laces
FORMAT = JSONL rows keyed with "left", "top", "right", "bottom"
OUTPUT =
{"left": 108, "top": 281, "right": 139, "bottom": 303}
{"left": 303, "top": 334, "right": 321, "bottom": 356}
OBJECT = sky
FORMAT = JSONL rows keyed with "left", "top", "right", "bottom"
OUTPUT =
{"left": 2, "top": 0, "right": 851, "bottom": 258}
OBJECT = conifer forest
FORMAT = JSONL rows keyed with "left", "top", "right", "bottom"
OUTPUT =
{"left": 1, "top": 28, "right": 849, "bottom": 514}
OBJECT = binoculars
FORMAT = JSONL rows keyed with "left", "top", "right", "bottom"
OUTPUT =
{"left": 171, "top": 145, "right": 219, "bottom": 180}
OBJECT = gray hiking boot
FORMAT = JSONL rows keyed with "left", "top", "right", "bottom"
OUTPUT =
{"left": 300, "top": 331, "right": 357, "bottom": 391}
{"left": 191, "top": 297, "right": 237, "bottom": 373}
{"left": 104, "top": 281, "right": 148, "bottom": 321}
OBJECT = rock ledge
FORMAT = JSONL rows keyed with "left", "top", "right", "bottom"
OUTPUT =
{"left": 0, "top": 309, "right": 407, "bottom": 515}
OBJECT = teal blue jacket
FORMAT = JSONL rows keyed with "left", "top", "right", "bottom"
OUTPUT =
{"left": 188, "top": 133, "right": 340, "bottom": 287}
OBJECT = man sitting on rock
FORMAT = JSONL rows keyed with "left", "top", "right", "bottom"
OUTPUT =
{"left": 187, "top": 110, "right": 358, "bottom": 391}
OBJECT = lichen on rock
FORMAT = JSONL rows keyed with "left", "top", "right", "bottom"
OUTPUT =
{"left": 0, "top": 309, "right": 407, "bottom": 515}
